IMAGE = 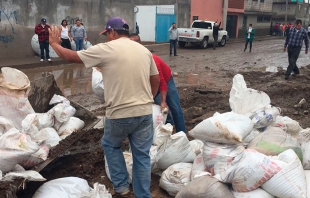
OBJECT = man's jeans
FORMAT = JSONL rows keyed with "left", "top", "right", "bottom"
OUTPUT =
{"left": 39, "top": 41, "right": 50, "bottom": 59}
{"left": 75, "top": 38, "right": 84, "bottom": 51}
{"left": 102, "top": 114, "right": 153, "bottom": 198}
{"left": 286, "top": 46, "right": 301, "bottom": 77}
{"left": 213, "top": 35, "right": 218, "bottom": 49}
{"left": 154, "top": 77, "right": 186, "bottom": 133}
{"left": 170, "top": 39, "right": 177, "bottom": 55}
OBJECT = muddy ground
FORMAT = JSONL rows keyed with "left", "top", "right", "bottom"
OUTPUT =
{"left": 2, "top": 38, "right": 310, "bottom": 197}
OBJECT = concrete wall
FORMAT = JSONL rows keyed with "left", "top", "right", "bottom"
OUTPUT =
{"left": 191, "top": 0, "right": 223, "bottom": 24}
{"left": 245, "top": 0, "right": 273, "bottom": 12}
{"left": 0, "top": 0, "right": 134, "bottom": 60}
{"left": 244, "top": 15, "right": 270, "bottom": 36}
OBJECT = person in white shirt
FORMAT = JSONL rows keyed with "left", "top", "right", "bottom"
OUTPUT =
{"left": 244, "top": 24, "right": 255, "bottom": 52}
{"left": 60, "top": 20, "right": 72, "bottom": 50}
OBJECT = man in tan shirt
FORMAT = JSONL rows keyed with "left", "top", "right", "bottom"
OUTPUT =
{"left": 49, "top": 17, "right": 159, "bottom": 197}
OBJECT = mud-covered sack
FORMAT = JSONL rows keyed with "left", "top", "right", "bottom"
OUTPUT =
{"left": 156, "top": 133, "right": 196, "bottom": 170}
{"left": 190, "top": 153, "right": 209, "bottom": 180}
{"left": 0, "top": 128, "right": 39, "bottom": 173}
{"left": 231, "top": 188, "right": 275, "bottom": 198}
{"left": 247, "top": 127, "right": 303, "bottom": 161}
{"left": 91, "top": 67, "right": 105, "bottom": 102}
{"left": 160, "top": 163, "right": 192, "bottom": 196}
{"left": 189, "top": 112, "right": 253, "bottom": 144}
{"left": 20, "top": 144, "right": 50, "bottom": 169}
{"left": 49, "top": 103, "right": 76, "bottom": 123}
{"left": 189, "top": 139, "right": 204, "bottom": 155}
{"left": 202, "top": 142, "right": 245, "bottom": 175}
{"left": 229, "top": 74, "right": 271, "bottom": 117}
{"left": 261, "top": 149, "right": 307, "bottom": 198}
{"left": 176, "top": 175, "right": 234, "bottom": 198}
{"left": 251, "top": 106, "right": 280, "bottom": 129}
{"left": 215, "top": 149, "right": 285, "bottom": 192}
{"left": 153, "top": 123, "right": 173, "bottom": 146}
{"left": 272, "top": 115, "right": 303, "bottom": 136}
{"left": 0, "top": 116, "right": 14, "bottom": 136}
{"left": 58, "top": 117, "right": 85, "bottom": 139}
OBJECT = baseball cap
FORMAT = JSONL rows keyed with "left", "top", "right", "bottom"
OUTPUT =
{"left": 41, "top": 18, "right": 47, "bottom": 23}
{"left": 99, "top": 17, "right": 129, "bottom": 36}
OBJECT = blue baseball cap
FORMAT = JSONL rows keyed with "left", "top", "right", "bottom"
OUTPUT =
{"left": 41, "top": 18, "right": 47, "bottom": 23}
{"left": 99, "top": 17, "right": 129, "bottom": 36}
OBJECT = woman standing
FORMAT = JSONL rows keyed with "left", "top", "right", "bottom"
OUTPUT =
{"left": 60, "top": 19, "right": 72, "bottom": 49}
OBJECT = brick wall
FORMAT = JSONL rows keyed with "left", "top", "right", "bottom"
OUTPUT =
{"left": 229, "top": 0, "right": 244, "bottom": 9}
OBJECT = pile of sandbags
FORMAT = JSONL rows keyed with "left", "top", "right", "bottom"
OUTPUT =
{"left": 158, "top": 74, "right": 309, "bottom": 197}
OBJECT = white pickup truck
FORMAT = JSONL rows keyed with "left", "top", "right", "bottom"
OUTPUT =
{"left": 178, "top": 20, "right": 228, "bottom": 49}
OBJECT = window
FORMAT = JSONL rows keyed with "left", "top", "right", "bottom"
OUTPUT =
{"left": 192, "top": 22, "right": 212, "bottom": 29}
{"left": 281, "top": 4, "right": 290, "bottom": 11}
{"left": 257, "top": 16, "right": 271, "bottom": 23}
{"left": 193, "top": 16, "right": 198, "bottom": 21}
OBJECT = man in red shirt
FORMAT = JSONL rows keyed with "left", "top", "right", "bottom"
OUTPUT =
{"left": 129, "top": 33, "right": 186, "bottom": 133}
{"left": 35, "top": 18, "right": 51, "bottom": 62}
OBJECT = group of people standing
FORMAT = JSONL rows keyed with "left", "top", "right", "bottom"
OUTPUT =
{"left": 273, "top": 22, "right": 293, "bottom": 37}
{"left": 35, "top": 18, "right": 87, "bottom": 62}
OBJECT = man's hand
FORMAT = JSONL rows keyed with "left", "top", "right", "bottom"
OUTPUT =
{"left": 48, "top": 26, "right": 61, "bottom": 45}
{"left": 306, "top": 50, "right": 308, "bottom": 54}
{"left": 161, "top": 102, "right": 169, "bottom": 114}
{"left": 283, "top": 47, "right": 286, "bottom": 52}
{"left": 84, "top": 38, "right": 88, "bottom": 41}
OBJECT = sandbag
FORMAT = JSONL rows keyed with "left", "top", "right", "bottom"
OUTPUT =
{"left": 300, "top": 128, "right": 310, "bottom": 169}
{"left": 33, "top": 177, "right": 91, "bottom": 198}
{"left": 3, "top": 170, "right": 46, "bottom": 181}
{"left": 78, "top": 183, "right": 112, "bottom": 198}
{"left": 215, "top": 149, "right": 285, "bottom": 192}
{"left": 84, "top": 40, "right": 93, "bottom": 50}
{"left": 31, "top": 34, "right": 59, "bottom": 58}
{"left": 272, "top": 116, "right": 303, "bottom": 136}
{"left": 49, "top": 94, "right": 70, "bottom": 105}
{"left": 53, "top": 119, "right": 63, "bottom": 131}
{"left": 58, "top": 117, "right": 85, "bottom": 138}
{"left": 0, "top": 67, "right": 35, "bottom": 130}
{"left": 105, "top": 152, "right": 133, "bottom": 184}
{"left": 42, "top": 128, "right": 61, "bottom": 147}
{"left": 176, "top": 175, "right": 234, "bottom": 198}
{"left": 231, "top": 188, "right": 275, "bottom": 198}
{"left": 305, "top": 170, "right": 310, "bottom": 198}
{"left": 189, "top": 139, "right": 204, "bottom": 155}
{"left": 153, "top": 105, "right": 167, "bottom": 129}
{"left": 229, "top": 74, "right": 271, "bottom": 117}
{"left": 20, "top": 144, "right": 50, "bottom": 169}
{"left": 91, "top": 67, "right": 105, "bottom": 102}
{"left": 0, "top": 116, "right": 14, "bottom": 136}
{"left": 189, "top": 112, "right": 253, "bottom": 144}
{"left": 190, "top": 153, "right": 209, "bottom": 181}
{"left": 202, "top": 142, "right": 245, "bottom": 175}
{"left": 22, "top": 113, "right": 54, "bottom": 133}
{"left": 150, "top": 145, "right": 159, "bottom": 172}
{"left": 49, "top": 103, "right": 76, "bottom": 123}
{"left": 251, "top": 106, "right": 280, "bottom": 129}
{"left": 153, "top": 123, "right": 173, "bottom": 146}
{"left": 242, "top": 129, "right": 260, "bottom": 146}
{"left": 156, "top": 133, "right": 196, "bottom": 170}
{"left": 247, "top": 127, "right": 303, "bottom": 161}
{"left": 0, "top": 128, "right": 39, "bottom": 173}
{"left": 159, "top": 163, "right": 192, "bottom": 196}
{"left": 261, "top": 149, "right": 307, "bottom": 198}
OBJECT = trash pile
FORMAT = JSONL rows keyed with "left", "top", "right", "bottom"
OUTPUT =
{"left": 105, "top": 74, "right": 310, "bottom": 198}
{"left": 0, "top": 67, "right": 85, "bottom": 182}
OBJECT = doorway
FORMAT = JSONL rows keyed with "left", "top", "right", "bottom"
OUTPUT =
{"left": 227, "top": 15, "right": 238, "bottom": 38}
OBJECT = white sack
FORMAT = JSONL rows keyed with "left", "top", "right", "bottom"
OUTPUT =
{"left": 53, "top": 119, "right": 63, "bottom": 131}
{"left": 58, "top": 117, "right": 85, "bottom": 138}
{"left": 49, "top": 103, "right": 76, "bottom": 123}
{"left": 261, "top": 149, "right": 307, "bottom": 198}
{"left": 229, "top": 74, "right": 271, "bottom": 116}
{"left": 150, "top": 145, "right": 159, "bottom": 172}
{"left": 31, "top": 34, "right": 59, "bottom": 57}
{"left": 251, "top": 106, "right": 280, "bottom": 128}
{"left": 272, "top": 116, "right": 303, "bottom": 136}
{"left": 20, "top": 144, "right": 50, "bottom": 169}
{"left": 0, "top": 128, "right": 39, "bottom": 173}
{"left": 91, "top": 67, "right": 105, "bottom": 102}
{"left": 3, "top": 170, "right": 46, "bottom": 181}
{"left": 33, "top": 177, "right": 91, "bottom": 198}
{"left": 156, "top": 133, "right": 196, "bottom": 170}
{"left": 231, "top": 188, "right": 275, "bottom": 198}
{"left": 49, "top": 94, "right": 70, "bottom": 105}
{"left": 304, "top": 170, "right": 310, "bottom": 198}
{"left": 189, "top": 112, "right": 253, "bottom": 144}
{"left": 153, "top": 105, "right": 167, "bottom": 128}
{"left": 189, "top": 139, "right": 204, "bottom": 155}
{"left": 78, "top": 182, "right": 112, "bottom": 198}
{"left": 22, "top": 113, "right": 54, "bottom": 132}
{"left": 215, "top": 149, "right": 285, "bottom": 192}
{"left": 242, "top": 129, "right": 260, "bottom": 146}
{"left": 190, "top": 153, "right": 209, "bottom": 180}
{"left": 0, "top": 67, "right": 35, "bottom": 130}
{"left": 0, "top": 116, "right": 14, "bottom": 136}
{"left": 202, "top": 142, "right": 244, "bottom": 175}
{"left": 42, "top": 128, "right": 61, "bottom": 147}
{"left": 159, "top": 163, "right": 192, "bottom": 196}
{"left": 153, "top": 123, "right": 173, "bottom": 146}
{"left": 300, "top": 128, "right": 310, "bottom": 169}
{"left": 84, "top": 41, "right": 93, "bottom": 50}
{"left": 175, "top": 175, "right": 234, "bottom": 198}
{"left": 247, "top": 127, "right": 303, "bottom": 161}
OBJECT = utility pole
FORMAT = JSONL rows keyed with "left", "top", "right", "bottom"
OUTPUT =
{"left": 285, "top": 0, "right": 288, "bottom": 23}
{"left": 223, "top": 0, "right": 228, "bottom": 30}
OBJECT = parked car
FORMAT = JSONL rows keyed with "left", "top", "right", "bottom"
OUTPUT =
{"left": 178, "top": 20, "right": 229, "bottom": 49}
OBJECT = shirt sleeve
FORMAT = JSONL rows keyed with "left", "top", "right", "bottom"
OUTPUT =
{"left": 77, "top": 45, "right": 104, "bottom": 68}
{"left": 150, "top": 54, "right": 159, "bottom": 76}
{"left": 153, "top": 55, "right": 168, "bottom": 92}
{"left": 168, "top": 27, "right": 172, "bottom": 32}
{"left": 35, "top": 25, "right": 39, "bottom": 34}
{"left": 305, "top": 30, "right": 309, "bottom": 50}
{"left": 284, "top": 29, "right": 291, "bottom": 47}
